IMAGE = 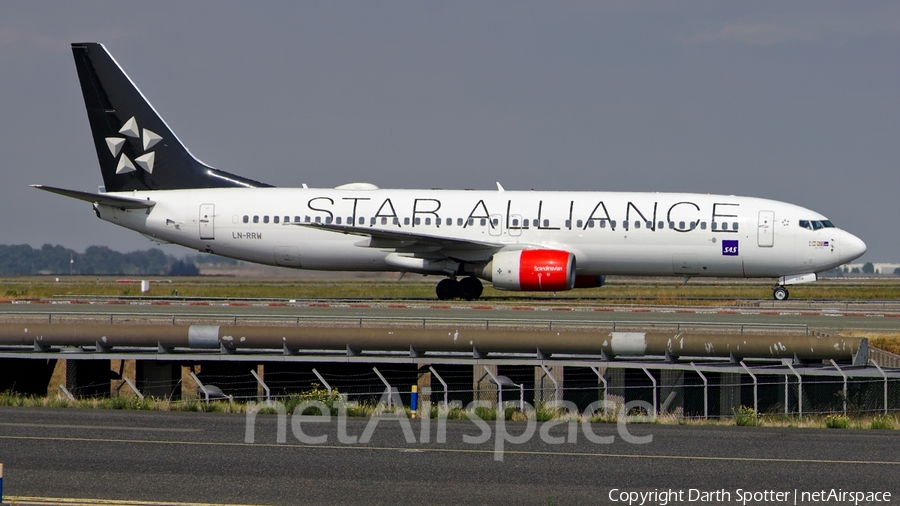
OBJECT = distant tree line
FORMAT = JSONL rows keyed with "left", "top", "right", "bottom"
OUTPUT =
{"left": 0, "top": 244, "right": 236, "bottom": 276}
{"left": 822, "top": 262, "right": 900, "bottom": 277}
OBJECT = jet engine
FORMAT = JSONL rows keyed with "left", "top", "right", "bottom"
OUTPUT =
{"left": 482, "top": 249, "right": 576, "bottom": 291}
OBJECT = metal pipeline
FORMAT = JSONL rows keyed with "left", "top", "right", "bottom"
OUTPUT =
{"left": 0, "top": 323, "right": 866, "bottom": 362}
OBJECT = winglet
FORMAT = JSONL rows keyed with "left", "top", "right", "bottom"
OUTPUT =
{"left": 496, "top": 182, "right": 505, "bottom": 192}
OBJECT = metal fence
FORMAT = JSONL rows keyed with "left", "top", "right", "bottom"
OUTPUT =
{"left": 54, "top": 362, "right": 900, "bottom": 419}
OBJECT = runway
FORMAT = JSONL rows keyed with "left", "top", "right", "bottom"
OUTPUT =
{"left": 2, "top": 297, "right": 899, "bottom": 333}
{"left": 0, "top": 408, "right": 897, "bottom": 505}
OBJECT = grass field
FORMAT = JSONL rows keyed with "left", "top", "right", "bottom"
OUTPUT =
{"left": 3, "top": 275, "right": 900, "bottom": 303}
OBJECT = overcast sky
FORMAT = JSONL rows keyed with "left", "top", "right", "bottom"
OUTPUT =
{"left": 1, "top": 2, "right": 897, "bottom": 262}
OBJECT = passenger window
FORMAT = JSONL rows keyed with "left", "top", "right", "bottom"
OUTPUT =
{"left": 610, "top": 220, "right": 616, "bottom": 228}
{"left": 623, "top": 221, "right": 629, "bottom": 230}
{"left": 514, "top": 219, "right": 521, "bottom": 227}
{"left": 658, "top": 221, "right": 665, "bottom": 229}
{"left": 415, "top": 217, "right": 421, "bottom": 225}
{"left": 468, "top": 218, "right": 474, "bottom": 226}
{"left": 565, "top": 220, "right": 571, "bottom": 228}
{"left": 576, "top": 220, "right": 583, "bottom": 228}
{"left": 598, "top": 220, "right": 604, "bottom": 228}
{"left": 274, "top": 216, "right": 280, "bottom": 224}
{"left": 589, "top": 221, "right": 595, "bottom": 228}
{"left": 404, "top": 217, "right": 411, "bottom": 226}
{"left": 732, "top": 222, "right": 739, "bottom": 231}
{"left": 541, "top": 219, "right": 548, "bottom": 227}
{"left": 243, "top": 215, "right": 249, "bottom": 224}
{"left": 679, "top": 221, "right": 685, "bottom": 229}
{"left": 700, "top": 222, "right": 707, "bottom": 230}
{"left": 358, "top": 217, "right": 365, "bottom": 225}
{"left": 445, "top": 218, "right": 452, "bottom": 226}
{"left": 711, "top": 222, "right": 717, "bottom": 230}
{"left": 263, "top": 216, "right": 269, "bottom": 223}
{"left": 284, "top": 216, "right": 289, "bottom": 223}
{"left": 722, "top": 222, "right": 728, "bottom": 230}
{"left": 533, "top": 219, "right": 539, "bottom": 227}
{"left": 326, "top": 216, "right": 333, "bottom": 224}
{"left": 336, "top": 217, "right": 342, "bottom": 224}
{"left": 304, "top": 216, "right": 311, "bottom": 223}
{"left": 523, "top": 220, "right": 529, "bottom": 229}
{"left": 425, "top": 217, "right": 432, "bottom": 225}
{"left": 479, "top": 218, "right": 486, "bottom": 226}
{"left": 646, "top": 221, "right": 653, "bottom": 229}
{"left": 315, "top": 216, "right": 321, "bottom": 223}
{"left": 457, "top": 218, "right": 463, "bottom": 226}
{"left": 690, "top": 221, "right": 696, "bottom": 229}
{"left": 253, "top": 216, "right": 259, "bottom": 224}
{"left": 668, "top": 221, "right": 674, "bottom": 229}
{"left": 492, "top": 218, "right": 498, "bottom": 226}
{"left": 634, "top": 221, "right": 641, "bottom": 229}
{"left": 393, "top": 217, "right": 399, "bottom": 225}
{"left": 294, "top": 216, "right": 301, "bottom": 223}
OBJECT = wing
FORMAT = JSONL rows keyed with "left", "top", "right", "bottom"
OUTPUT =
{"left": 291, "top": 221, "right": 502, "bottom": 258}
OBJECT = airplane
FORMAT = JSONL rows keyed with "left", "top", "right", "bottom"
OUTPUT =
{"left": 34, "top": 43, "right": 867, "bottom": 301}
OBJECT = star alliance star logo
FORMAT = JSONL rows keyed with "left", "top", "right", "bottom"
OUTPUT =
{"left": 105, "top": 117, "right": 161, "bottom": 175}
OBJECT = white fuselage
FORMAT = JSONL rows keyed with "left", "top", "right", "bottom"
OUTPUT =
{"left": 96, "top": 187, "right": 866, "bottom": 281}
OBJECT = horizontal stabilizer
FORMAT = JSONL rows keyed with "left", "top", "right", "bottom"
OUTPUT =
{"left": 31, "top": 185, "right": 155, "bottom": 209}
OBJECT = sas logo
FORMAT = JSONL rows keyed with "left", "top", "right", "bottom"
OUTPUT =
{"left": 722, "top": 240, "right": 739, "bottom": 256}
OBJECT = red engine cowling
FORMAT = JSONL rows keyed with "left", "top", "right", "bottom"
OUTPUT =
{"left": 489, "top": 250, "right": 576, "bottom": 291}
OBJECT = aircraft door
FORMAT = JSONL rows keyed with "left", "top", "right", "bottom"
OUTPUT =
{"left": 199, "top": 204, "right": 215, "bottom": 240}
{"left": 489, "top": 214, "right": 503, "bottom": 237}
{"left": 758, "top": 211, "right": 774, "bottom": 247}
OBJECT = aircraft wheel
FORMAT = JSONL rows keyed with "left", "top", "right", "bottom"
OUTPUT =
{"left": 436, "top": 278, "right": 460, "bottom": 300}
{"left": 459, "top": 276, "right": 484, "bottom": 300}
{"left": 773, "top": 286, "right": 789, "bottom": 301}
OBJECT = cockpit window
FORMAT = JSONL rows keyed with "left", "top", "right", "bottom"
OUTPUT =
{"left": 800, "top": 219, "right": 835, "bottom": 230}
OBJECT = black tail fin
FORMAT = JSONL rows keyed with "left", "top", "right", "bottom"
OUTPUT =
{"left": 72, "top": 43, "right": 272, "bottom": 192}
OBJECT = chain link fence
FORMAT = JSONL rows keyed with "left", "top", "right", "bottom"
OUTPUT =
{"left": 49, "top": 360, "right": 900, "bottom": 419}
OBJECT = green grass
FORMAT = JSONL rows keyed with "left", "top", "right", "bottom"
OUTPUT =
{"left": 2, "top": 391, "right": 896, "bottom": 431}
{"left": 871, "top": 415, "right": 895, "bottom": 430}
{"left": 824, "top": 415, "right": 850, "bottom": 429}
{"left": 733, "top": 406, "right": 759, "bottom": 427}
{"left": 2, "top": 276, "right": 900, "bottom": 304}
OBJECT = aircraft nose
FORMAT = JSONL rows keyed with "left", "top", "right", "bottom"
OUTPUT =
{"left": 841, "top": 231, "right": 867, "bottom": 262}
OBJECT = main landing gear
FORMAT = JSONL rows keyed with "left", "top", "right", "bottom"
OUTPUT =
{"left": 773, "top": 286, "right": 789, "bottom": 301}
{"left": 436, "top": 276, "right": 484, "bottom": 301}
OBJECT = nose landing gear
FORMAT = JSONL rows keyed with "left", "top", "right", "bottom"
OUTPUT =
{"left": 773, "top": 286, "right": 789, "bottom": 301}
{"left": 435, "top": 276, "right": 484, "bottom": 301}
